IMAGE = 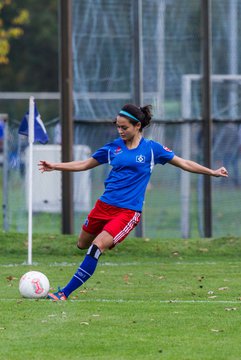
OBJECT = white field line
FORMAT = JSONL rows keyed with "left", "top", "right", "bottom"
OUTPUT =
{"left": 0, "top": 298, "right": 241, "bottom": 304}
{"left": 1, "top": 261, "right": 240, "bottom": 268}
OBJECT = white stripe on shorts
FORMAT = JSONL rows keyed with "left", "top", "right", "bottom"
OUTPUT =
{"left": 113, "top": 212, "right": 141, "bottom": 245}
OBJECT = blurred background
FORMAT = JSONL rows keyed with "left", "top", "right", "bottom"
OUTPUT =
{"left": 0, "top": 0, "right": 240, "bottom": 238}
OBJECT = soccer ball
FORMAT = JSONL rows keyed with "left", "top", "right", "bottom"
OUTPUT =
{"left": 19, "top": 271, "right": 50, "bottom": 299}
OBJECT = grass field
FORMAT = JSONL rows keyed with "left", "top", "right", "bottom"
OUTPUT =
{"left": 1, "top": 232, "right": 241, "bottom": 359}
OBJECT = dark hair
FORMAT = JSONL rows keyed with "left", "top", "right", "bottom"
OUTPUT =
{"left": 118, "top": 103, "right": 152, "bottom": 131}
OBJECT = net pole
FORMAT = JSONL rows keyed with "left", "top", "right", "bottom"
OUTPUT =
{"left": 201, "top": 0, "right": 212, "bottom": 237}
{"left": 59, "top": 0, "right": 74, "bottom": 234}
{"left": 228, "top": 0, "right": 238, "bottom": 118}
{"left": 133, "top": 0, "right": 144, "bottom": 237}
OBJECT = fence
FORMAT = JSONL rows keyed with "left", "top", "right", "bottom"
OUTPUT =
{"left": 1, "top": 108, "right": 240, "bottom": 238}
{"left": 1, "top": 0, "right": 241, "bottom": 237}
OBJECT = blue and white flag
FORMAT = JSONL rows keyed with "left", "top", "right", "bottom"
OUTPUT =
{"left": 18, "top": 103, "right": 48, "bottom": 144}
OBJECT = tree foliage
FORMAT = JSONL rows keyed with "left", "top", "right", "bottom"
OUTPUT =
{"left": 0, "top": 0, "right": 29, "bottom": 64}
{"left": 0, "top": 0, "right": 58, "bottom": 91}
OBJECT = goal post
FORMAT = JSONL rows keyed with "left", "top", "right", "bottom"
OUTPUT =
{"left": 181, "top": 74, "right": 241, "bottom": 238}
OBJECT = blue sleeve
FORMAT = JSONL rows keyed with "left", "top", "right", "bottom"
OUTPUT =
{"left": 91, "top": 143, "right": 111, "bottom": 164}
{"left": 150, "top": 140, "right": 175, "bottom": 165}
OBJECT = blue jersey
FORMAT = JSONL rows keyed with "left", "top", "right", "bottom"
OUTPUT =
{"left": 92, "top": 137, "right": 175, "bottom": 212}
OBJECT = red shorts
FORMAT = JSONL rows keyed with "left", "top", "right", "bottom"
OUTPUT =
{"left": 82, "top": 199, "right": 141, "bottom": 248}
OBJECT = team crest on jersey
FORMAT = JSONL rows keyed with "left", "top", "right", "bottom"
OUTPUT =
{"left": 163, "top": 146, "right": 172, "bottom": 152}
{"left": 114, "top": 146, "right": 123, "bottom": 155}
{"left": 136, "top": 154, "right": 145, "bottom": 163}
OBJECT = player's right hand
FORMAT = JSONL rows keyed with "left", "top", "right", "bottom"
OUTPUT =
{"left": 38, "top": 160, "right": 55, "bottom": 172}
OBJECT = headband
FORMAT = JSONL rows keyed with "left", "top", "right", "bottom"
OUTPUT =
{"left": 119, "top": 110, "right": 140, "bottom": 122}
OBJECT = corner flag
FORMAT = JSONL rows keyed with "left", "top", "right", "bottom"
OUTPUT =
{"left": 18, "top": 96, "right": 48, "bottom": 265}
{"left": 18, "top": 101, "right": 48, "bottom": 144}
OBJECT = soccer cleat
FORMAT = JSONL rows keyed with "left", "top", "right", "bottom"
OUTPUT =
{"left": 47, "top": 287, "right": 67, "bottom": 301}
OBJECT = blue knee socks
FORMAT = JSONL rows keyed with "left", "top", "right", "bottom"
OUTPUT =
{"left": 62, "top": 244, "right": 102, "bottom": 298}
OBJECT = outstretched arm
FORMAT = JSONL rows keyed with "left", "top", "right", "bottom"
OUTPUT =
{"left": 169, "top": 155, "right": 228, "bottom": 177}
{"left": 38, "top": 157, "right": 100, "bottom": 173}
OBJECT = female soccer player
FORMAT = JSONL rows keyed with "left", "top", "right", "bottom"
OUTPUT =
{"left": 38, "top": 103, "right": 228, "bottom": 301}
